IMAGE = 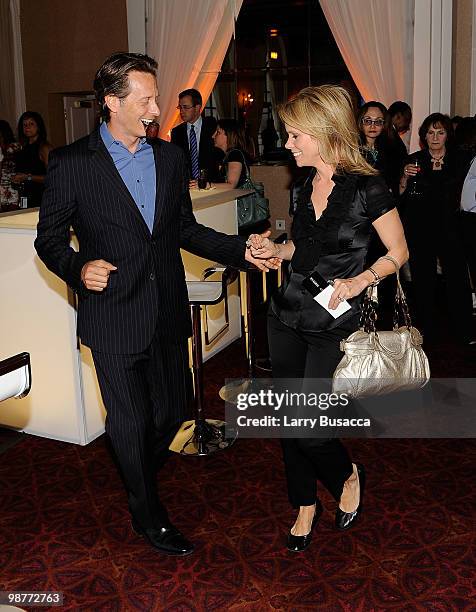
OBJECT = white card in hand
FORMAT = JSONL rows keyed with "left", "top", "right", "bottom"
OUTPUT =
{"left": 313, "top": 284, "right": 351, "bottom": 318}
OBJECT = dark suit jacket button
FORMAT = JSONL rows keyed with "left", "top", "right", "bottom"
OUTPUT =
{"left": 150, "top": 273, "right": 155, "bottom": 281}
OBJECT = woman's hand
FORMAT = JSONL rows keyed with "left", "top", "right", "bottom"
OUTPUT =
{"left": 11, "top": 173, "right": 28, "bottom": 184}
{"left": 402, "top": 163, "right": 419, "bottom": 178}
{"left": 244, "top": 248, "right": 281, "bottom": 271}
{"left": 247, "top": 230, "right": 280, "bottom": 259}
{"left": 328, "top": 276, "right": 369, "bottom": 310}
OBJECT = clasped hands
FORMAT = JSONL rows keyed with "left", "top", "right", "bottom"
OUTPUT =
{"left": 245, "top": 230, "right": 282, "bottom": 272}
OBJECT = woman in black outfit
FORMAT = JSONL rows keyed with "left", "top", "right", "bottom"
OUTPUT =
{"left": 12, "top": 111, "right": 53, "bottom": 208}
{"left": 357, "top": 102, "right": 407, "bottom": 309}
{"left": 399, "top": 113, "right": 473, "bottom": 344}
{"left": 213, "top": 118, "right": 268, "bottom": 234}
{"left": 213, "top": 118, "right": 253, "bottom": 188}
{"left": 248, "top": 86, "right": 408, "bottom": 553}
{"left": 357, "top": 101, "right": 406, "bottom": 196}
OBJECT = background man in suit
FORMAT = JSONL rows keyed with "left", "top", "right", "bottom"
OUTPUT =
{"left": 35, "top": 53, "right": 276, "bottom": 557}
{"left": 171, "top": 88, "right": 221, "bottom": 185}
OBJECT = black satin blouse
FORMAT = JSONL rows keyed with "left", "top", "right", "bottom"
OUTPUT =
{"left": 271, "top": 169, "right": 396, "bottom": 333}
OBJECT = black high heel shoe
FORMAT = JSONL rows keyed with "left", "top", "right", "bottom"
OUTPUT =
{"left": 287, "top": 499, "right": 323, "bottom": 553}
{"left": 335, "top": 463, "right": 365, "bottom": 531}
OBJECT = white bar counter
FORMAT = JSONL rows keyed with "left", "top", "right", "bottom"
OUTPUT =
{"left": 0, "top": 185, "right": 247, "bottom": 444}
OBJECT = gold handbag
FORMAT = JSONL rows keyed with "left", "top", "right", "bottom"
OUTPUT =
{"left": 332, "top": 257, "right": 430, "bottom": 398}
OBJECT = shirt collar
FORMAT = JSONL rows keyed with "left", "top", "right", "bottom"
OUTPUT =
{"left": 100, "top": 121, "right": 147, "bottom": 151}
{"left": 188, "top": 115, "right": 202, "bottom": 131}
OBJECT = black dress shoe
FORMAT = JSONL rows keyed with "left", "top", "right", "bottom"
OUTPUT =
{"left": 335, "top": 463, "right": 365, "bottom": 530}
{"left": 287, "top": 500, "right": 323, "bottom": 553}
{"left": 132, "top": 519, "right": 194, "bottom": 556}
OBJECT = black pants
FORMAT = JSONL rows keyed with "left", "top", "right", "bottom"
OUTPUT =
{"left": 92, "top": 330, "right": 191, "bottom": 528}
{"left": 406, "top": 220, "right": 473, "bottom": 342}
{"left": 268, "top": 314, "right": 355, "bottom": 507}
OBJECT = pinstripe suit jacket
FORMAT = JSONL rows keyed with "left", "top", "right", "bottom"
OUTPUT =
{"left": 35, "top": 128, "right": 247, "bottom": 354}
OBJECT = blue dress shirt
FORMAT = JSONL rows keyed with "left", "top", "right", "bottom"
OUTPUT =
{"left": 100, "top": 122, "right": 156, "bottom": 233}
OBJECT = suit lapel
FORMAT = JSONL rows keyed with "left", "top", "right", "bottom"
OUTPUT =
{"left": 151, "top": 139, "right": 166, "bottom": 232}
{"left": 88, "top": 129, "right": 150, "bottom": 237}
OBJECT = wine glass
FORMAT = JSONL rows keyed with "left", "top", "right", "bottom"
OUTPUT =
{"left": 408, "top": 160, "right": 422, "bottom": 196}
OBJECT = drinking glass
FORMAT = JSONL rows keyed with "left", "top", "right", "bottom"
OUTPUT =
{"left": 197, "top": 169, "right": 208, "bottom": 190}
{"left": 408, "top": 160, "right": 422, "bottom": 196}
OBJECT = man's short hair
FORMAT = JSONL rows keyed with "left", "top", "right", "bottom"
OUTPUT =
{"left": 94, "top": 52, "right": 158, "bottom": 122}
{"left": 178, "top": 88, "right": 202, "bottom": 107}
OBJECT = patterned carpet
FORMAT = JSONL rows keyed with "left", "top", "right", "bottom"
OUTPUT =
{"left": 1, "top": 287, "right": 476, "bottom": 610}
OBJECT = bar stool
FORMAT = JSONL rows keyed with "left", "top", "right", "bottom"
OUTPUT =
{"left": 0, "top": 352, "right": 31, "bottom": 402}
{"left": 219, "top": 233, "right": 288, "bottom": 402}
{"left": 171, "top": 267, "right": 239, "bottom": 456}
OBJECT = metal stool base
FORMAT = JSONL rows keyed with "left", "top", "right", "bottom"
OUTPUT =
{"left": 219, "top": 378, "right": 256, "bottom": 404}
{"left": 170, "top": 418, "right": 238, "bottom": 456}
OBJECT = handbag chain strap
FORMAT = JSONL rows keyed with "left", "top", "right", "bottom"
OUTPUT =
{"left": 359, "top": 290, "right": 378, "bottom": 333}
{"left": 359, "top": 255, "right": 413, "bottom": 333}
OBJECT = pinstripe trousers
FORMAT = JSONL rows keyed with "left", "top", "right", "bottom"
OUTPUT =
{"left": 92, "top": 330, "right": 192, "bottom": 528}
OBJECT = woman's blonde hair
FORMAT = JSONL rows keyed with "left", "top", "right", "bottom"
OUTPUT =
{"left": 278, "top": 85, "right": 377, "bottom": 176}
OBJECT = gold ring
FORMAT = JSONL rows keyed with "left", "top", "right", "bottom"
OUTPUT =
{"left": 339, "top": 296, "right": 345, "bottom": 302}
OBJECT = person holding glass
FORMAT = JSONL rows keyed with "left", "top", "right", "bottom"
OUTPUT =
{"left": 399, "top": 113, "right": 473, "bottom": 345}
{"left": 12, "top": 111, "right": 53, "bottom": 208}
{"left": 247, "top": 85, "right": 408, "bottom": 553}
{"left": 0, "top": 120, "right": 21, "bottom": 210}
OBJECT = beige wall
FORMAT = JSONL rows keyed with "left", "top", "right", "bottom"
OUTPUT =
{"left": 452, "top": 0, "right": 474, "bottom": 116}
{"left": 251, "top": 164, "right": 294, "bottom": 239}
{"left": 20, "top": 0, "right": 128, "bottom": 146}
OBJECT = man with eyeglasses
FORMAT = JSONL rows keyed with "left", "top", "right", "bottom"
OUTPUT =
{"left": 171, "top": 88, "right": 221, "bottom": 186}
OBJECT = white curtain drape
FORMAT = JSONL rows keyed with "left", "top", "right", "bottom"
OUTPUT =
{"left": 0, "top": 0, "right": 26, "bottom": 131}
{"left": 146, "top": 0, "right": 242, "bottom": 139}
{"left": 319, "top": 0, "right": 414, "bottom": 107}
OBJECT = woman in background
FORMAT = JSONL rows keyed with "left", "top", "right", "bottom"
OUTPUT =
{"left": 357, "top": 101, "right": 406, "bottom": 196}
{"left": 12, "top": 111, "right": 53, "bottom": 207}
{"left": 357, "top": 102, "right": 407, "bottom": 311}
{"left": 213, "top": 118, "right": 254, "bottom": 189}
{"left": 399, "top": 113, "right": 473, "bottom": 344}
{"left": 213, "top": 118, "right": 268, "bottom": 234}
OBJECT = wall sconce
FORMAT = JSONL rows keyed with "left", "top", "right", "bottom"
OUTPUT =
{"left": 270, "top": 51, "right": 278, "bottom": 60}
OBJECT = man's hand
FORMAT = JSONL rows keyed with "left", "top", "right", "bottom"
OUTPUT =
{"left": 80, "top": 259, "right": 117, "bottom": 291}
{"left": 244, "top": 248, "right": 282, "bottom": 271}
{"left": 247, "top": 230, "right": 281, "bottom": 260}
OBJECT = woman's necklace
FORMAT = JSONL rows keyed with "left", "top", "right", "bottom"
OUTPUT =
{"left": 364, "top": 145, "right": 378, "bottom": 163}
{"left": 430, "top": 152, "right": 445, "bottom": 168}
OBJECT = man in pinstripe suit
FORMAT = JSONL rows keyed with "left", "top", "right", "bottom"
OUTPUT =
{"left": 35, "top": 53, "right": 275, "bottom": 556}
